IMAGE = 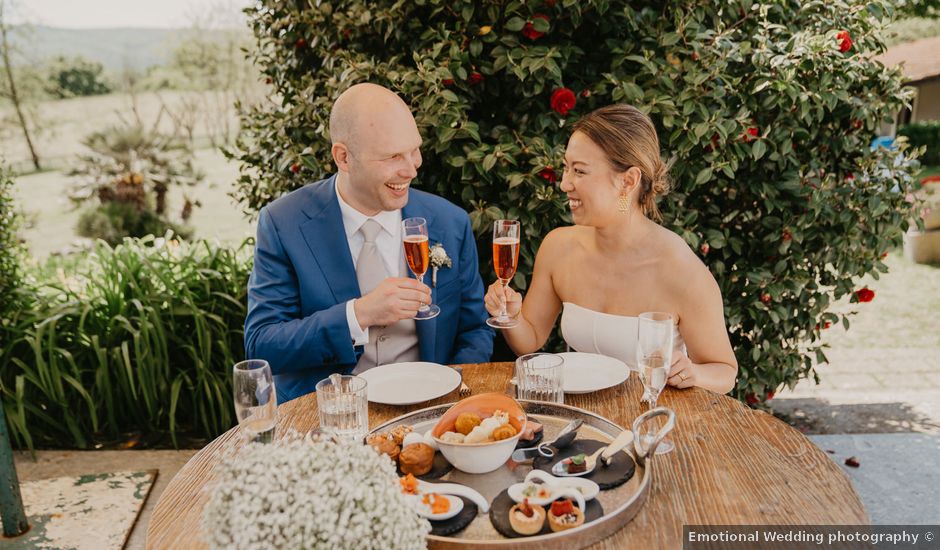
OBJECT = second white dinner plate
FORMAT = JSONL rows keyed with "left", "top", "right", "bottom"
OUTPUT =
{"left": 358, "top": 362, "right": 461, "bottom": 405}
{"left": 557, "top": 352, "right": 630, "bottom": 394}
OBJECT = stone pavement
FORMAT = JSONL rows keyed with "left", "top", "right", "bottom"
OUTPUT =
{"left": 772, "top": 348, "right": 940, "bottom": 434}
{"left": 12, "top": 450, "right": 198, "bottom": 550}
{"left": 809, "top": 434, "right": 940, "bottom": 524}
{"left": 776, "top": 347, "right": 940, "bottom": 526}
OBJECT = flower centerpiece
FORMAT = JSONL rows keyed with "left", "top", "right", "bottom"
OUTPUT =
{"left": 203, "top": 434, "right": 430, "bottom": 549}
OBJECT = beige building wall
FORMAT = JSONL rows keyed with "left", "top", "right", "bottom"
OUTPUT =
{"left": 912, "top": 79, "right": 940, "bottom": 123}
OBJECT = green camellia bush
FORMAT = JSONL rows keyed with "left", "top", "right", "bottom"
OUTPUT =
{"left": 231, "top": 0, "right": 921, "bottom": 403}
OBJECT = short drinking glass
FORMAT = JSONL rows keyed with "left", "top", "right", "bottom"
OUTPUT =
{"left": 233, "top": 359, "right": 277, "bottom": 444}
{"left": 515, "top": 353, "right": 565, "bottom": 403}
{"left": 316, "top": 374, "right": 369, "bottom": 440}
{"left": 636, "top": 312, "right": 675, "bottom": 455}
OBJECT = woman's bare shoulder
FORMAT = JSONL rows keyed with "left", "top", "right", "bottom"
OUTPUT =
{"left": 654, "top": 226, "right": 716, "bottom": 289}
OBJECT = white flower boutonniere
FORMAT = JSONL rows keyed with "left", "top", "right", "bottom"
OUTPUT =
{"left": 429, "top": 243, "right": 452, "bottom": 287}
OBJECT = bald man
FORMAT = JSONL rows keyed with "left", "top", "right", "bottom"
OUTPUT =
{"left": 244, "top": 83, "right": 494, "bottom": 402}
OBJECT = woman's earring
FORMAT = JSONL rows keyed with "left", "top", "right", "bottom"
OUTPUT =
{"left": 618, "top": 193, "right": 629, "bottom": 213}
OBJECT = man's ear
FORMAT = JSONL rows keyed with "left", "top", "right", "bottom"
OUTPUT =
{"left": 332, "top": 142, "right": 351, "bottom": 172}
{"left": 621, "top": 166, "right": 642, "bottom": 193}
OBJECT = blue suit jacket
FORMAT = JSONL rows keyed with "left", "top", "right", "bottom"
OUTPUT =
{"left": 244, "top": 175, "right": 494, "bottom": 402}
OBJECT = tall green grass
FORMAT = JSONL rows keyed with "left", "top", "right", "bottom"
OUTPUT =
{"left": 1, "top": 235, "right": 252, "bottom": 449}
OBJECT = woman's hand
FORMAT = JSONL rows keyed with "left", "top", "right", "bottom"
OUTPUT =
{"left": 483, "top": 281, "right": 522, "bottom": 320}
{"left": 667, "top": 352, "right": 696, "bottom": 389}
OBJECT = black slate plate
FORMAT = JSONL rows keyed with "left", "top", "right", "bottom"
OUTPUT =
{"left": 430, "top": 496, "right": 478, "bottom": 537}
{"left": 489, "top": 488, "right": 604, "bottom": 538}
{"left": 531, "top": 439, "right": 636, "bottom": 490}
{"left": 515, "top": 427, "right": 544, "bottom": 449}
{"left": 398, "top": 451, "right": 453, "bottom": 481}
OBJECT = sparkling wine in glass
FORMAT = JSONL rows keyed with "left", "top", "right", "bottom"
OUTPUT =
{"left": 636, "top": 312, "right": 675, "bottom": 455}
{"left": 402, "top": 217, "right": 440, "bottom": 320}
{"left": 487, "top": 220, "right": 521, "bottom": 329}
{"left": 233, "top": 359, "right": 277, "bottom": 444}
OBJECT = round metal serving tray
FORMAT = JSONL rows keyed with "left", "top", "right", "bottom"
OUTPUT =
{"left": 370, "top": 400, "right": 675, "bottom": 548}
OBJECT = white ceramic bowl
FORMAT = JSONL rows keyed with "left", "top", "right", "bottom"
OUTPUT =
{"left": 431, "top": 393, "right": 527, "bottom": 474}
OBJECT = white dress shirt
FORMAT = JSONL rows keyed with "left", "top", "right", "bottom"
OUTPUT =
{"left": 335, "top": 183, "right": 407, "bottom": 346}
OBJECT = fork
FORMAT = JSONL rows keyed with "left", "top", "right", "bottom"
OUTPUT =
{"left": 454, "top": 366, "right": 471, "bottom": 397}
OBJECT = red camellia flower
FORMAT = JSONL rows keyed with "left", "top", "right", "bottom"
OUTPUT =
{"left": 760, "top": 293, "right": 771, "bottom": 304}
{"left": 745, "top": 393, "right": 759, "bottom": 406}
{"left": 522, "top": 14, "right": 550, "bottom": 40}
{"left": 442, "top": 78, "right": 455, "bottom": 86}
{"left": 742, "top": 127, "right": 759, "bottom": 142}
{"left": 700, "top": 243, "right": 710, "bottom": 255}
{"left": 782, "top": 229, "right": 792, "bottom": 242}
{"left": 294, "top": 38, "right": 306, "bottom": 49}
{"left": 765, "top": 391, "right": 775, "bottom": 401}
{"left": 290, "top": 163, "right": 301, "bottom": 174}
{"left": 468, "top": 72, "right": 484, "bottom": 85}
{"left": 837, "top": 30, "right": 853, "bottom": 53}
{"left": 550, "top": 87, "right": 577, "bottom": 116}
{"left": 855, "top": 288, "right": 875, "bottom": 303}
{"left": 845, "top": 172, "right": 855, "bottom": 181}
{"left": 539, "top": 167, "right": 557, "bottom": 183}
{"left": 580, "top": 89, "right": 591, "bottom": 98}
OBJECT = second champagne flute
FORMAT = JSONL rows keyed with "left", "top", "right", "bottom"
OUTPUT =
{"left": 487, "top": 220, "right": 521, "bottom": 329}
{"left": 402, "top": 217, "right": 440, "bottom": 320}
{"left": 636, "top": 312, "right": 675, "bottom": 455}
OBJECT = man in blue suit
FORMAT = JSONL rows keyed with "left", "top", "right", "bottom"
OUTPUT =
{"left": 245, "top": 83, "right": 494, "bottom": 402}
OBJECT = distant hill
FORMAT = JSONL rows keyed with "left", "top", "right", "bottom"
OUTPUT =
{"left": 7, "top": 25, "right": 234, "bottom": 72}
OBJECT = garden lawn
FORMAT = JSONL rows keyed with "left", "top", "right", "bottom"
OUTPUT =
{"left": 14, "top": 148, "right": 254, "bottom": 259}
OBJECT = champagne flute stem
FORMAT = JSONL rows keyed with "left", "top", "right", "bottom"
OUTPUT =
{"left": 498, "top": 279, "right": 509, "bottom": 320}
{"left": 416, "top": 273, "right": 430, "bottom": 312}
{"left": 647, "top": 393, "right": 658, "bottom": 443}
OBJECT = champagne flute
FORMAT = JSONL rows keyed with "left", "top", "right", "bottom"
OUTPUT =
{"left": 486, "top": 219, "right": 521, "bottom": 329}
{"left": 636, "top": 312, "right": 675, "bottom": 455}
{"left": 233, "top": 359, "right": 277, "bottom": 444}
{"left": 402, "top": 217, "right": 440, "bottom": 320}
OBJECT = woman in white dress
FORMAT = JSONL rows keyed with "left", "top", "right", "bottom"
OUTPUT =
{"left": 484, "top": 104, "right": 737, "bottom": 394}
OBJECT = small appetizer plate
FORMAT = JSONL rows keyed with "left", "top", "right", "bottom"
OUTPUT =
{"left": 522, "top": 470, "right": 600, "bottom": 501}
{"left": 417, "top": 479, "right": 490, "bottom": 513}
{"left": 413, "top": 493, "right": 464, "bottom": 521}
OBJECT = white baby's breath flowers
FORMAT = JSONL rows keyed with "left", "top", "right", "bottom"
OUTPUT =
{"left": 203, "top": 434, "right": 430, "bottom": 550}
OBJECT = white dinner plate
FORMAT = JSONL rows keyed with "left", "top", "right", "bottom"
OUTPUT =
{"left": 359, "top": 362, "right": 461, "bottom": 405}
{"left": 557, "top": 352, "right": 630, "bottom": 394}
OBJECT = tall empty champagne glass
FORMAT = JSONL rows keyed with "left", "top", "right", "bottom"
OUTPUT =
{"left": 636, "top": 312, "right": 675, "bottom": 455}
{"left": 402, "top": 217, "right": 440, "bottom": 320}
{"left": 233, "top": 359, "right": 277, "bottom": 444}
{"left": 487, "top": 219, "right": 521, "bottom": 329}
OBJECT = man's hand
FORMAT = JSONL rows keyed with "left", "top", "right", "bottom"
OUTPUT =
{"left": 354, "top": 278, "right": 432, "bottom": 328}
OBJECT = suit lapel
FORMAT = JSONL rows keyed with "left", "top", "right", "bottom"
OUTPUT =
{"left": 402, "top": 193, "right": 438, "bottom": 362}
{"left": 299, "top": 177, "right": 361, "bottom": 304}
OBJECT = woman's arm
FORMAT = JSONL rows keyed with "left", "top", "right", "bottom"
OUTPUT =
{"left": 666, "top": 262, "right": 739, "bottom": 394}
{"left": 483, "top": 229, "right": 565, "bottom": 355}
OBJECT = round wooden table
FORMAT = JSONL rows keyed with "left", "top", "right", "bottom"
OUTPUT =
{"left": 147, "top": 362, "right": 868, "bottom": 549}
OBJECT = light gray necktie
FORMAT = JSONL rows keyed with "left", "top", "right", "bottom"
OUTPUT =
{"left": 356, "top": 219, "right": 386, "bottom": 295}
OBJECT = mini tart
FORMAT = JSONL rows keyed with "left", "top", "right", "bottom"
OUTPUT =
{"left": 509, "top": 500, "right": 546, "bottom": 535}
{"left": 547, "top": 502, "right": 585, "bottom": 532}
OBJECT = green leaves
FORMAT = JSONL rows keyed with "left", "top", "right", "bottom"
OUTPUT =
{"left": 1, "top": 236, "right": 254, "bottom": 450}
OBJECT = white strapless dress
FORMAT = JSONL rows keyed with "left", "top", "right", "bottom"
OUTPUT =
{"left": 560, "top": 302, "right": 685, "bottom": 369}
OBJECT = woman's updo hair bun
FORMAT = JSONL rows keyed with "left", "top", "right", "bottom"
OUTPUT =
{"left": 571, "top": 104, "right": 670, "bottom": 221}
